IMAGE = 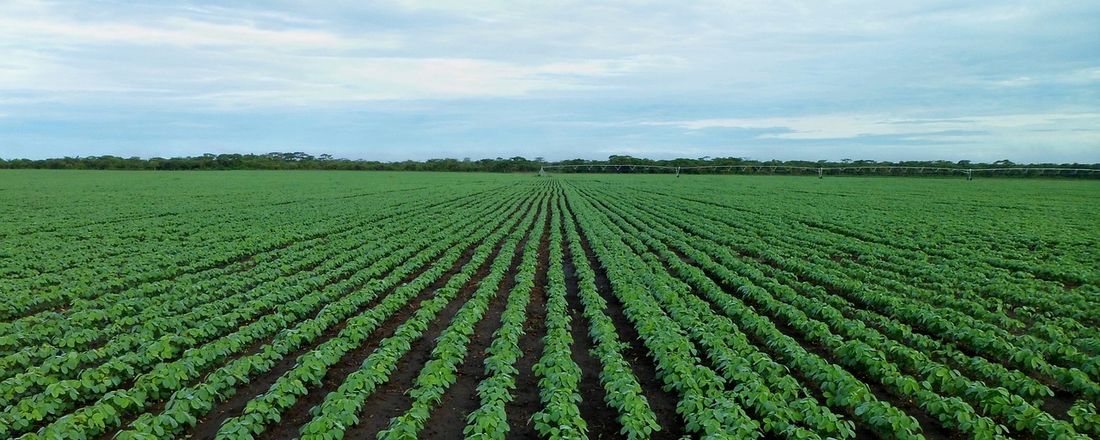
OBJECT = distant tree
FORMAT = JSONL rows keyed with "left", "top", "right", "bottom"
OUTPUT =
{"left": 0, "top": 152, "right": 1095, "bottom": 177}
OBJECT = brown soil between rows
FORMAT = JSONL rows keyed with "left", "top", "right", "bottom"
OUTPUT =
{"left": 184, "top": 193, "right": 524, "bottom": 440}
{"left": 611, "top": 188, "right": 1009, "bottom": 439}
{"left": 670, "top": 243, "right": 959, "bottom": 440}
{"left": 566, "top": 194, "right": 686, "bottom": 440}
{"left": 502, "top": 208, "right": 551, "bottom": 439}
{"left": 418, "top": 213, "right": 535, "bottom": 438}
{"left": 577, "top": 187, "right": 886, "bottom": 439}
{"left": 343, "top": 201, "right": 540, "bottom": 439}
{"left": 91, "top": 194, "right": 512, "bottom": 440}
{"left": 103, "top": 241, "right": 421, "bottom": 440}
{"left": 560, "top": 214, "right": 624, "bottom": 439}
{"left": 256, "top": 241, "right": 486, "bottom": 440}
{"left": 185, "top": 240, "right": 456, "bottom": 440}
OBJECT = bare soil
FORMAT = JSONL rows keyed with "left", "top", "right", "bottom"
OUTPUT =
{"left": 567, "top": 200, "right": 686, "bottom": 440}
{"left": 561, "top": 219, "right": 625, "bottom": 439}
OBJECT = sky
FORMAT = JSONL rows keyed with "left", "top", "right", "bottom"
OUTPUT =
{"left": 1, "top": 0, "right": 1098, "bottom": 163}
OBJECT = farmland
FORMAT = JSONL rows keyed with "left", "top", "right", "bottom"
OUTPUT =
{"left": 1, "top": 170, "right": 1099, "bottom": 440}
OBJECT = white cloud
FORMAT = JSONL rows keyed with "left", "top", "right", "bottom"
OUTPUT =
{"left": 0, "top": 0, "right": 388, "bottom": 50}
{"left": 151, "top": 54, "right": 676, "bottom": 108}
{"left": 644, "top": 113, "right": 1100, "bottom": 141}
{"left": 0, "top": 0, "right": 679, "bottom": 106}
{"left": 0, "top": 16, "right": 369, "bottom": 49}
{"left": 975, "top": 67, "right": 1100, "bottom": 89}
{"left": 0, "top": 0, "right": 1099, "bottom": 161}
{"left": 594, "top": 145, "right": 712, "bottom": 158}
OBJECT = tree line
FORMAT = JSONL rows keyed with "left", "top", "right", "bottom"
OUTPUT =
{"left": 1, "top": 153, "right": 1097, "bottom": 177}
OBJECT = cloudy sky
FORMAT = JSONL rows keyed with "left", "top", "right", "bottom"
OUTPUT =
{"left": 1, "top": 0, "right": 1098, "bottom": 162}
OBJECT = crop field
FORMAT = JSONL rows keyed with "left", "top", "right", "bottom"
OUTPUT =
{"left": 2, "top": 170, "right": 1100, "bottom": 440}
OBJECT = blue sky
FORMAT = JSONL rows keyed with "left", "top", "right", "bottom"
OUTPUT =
{"left": 1, "top": 0, "right": 1098, "bottom": 162}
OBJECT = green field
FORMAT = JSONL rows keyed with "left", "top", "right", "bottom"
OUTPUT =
{"left": 1, "top": 170, "right": 1099, "bottom": 440}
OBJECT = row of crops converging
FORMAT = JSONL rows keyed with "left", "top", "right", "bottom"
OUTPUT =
{"left": 0, "top": 171, "right": 1098, "bottom": 439}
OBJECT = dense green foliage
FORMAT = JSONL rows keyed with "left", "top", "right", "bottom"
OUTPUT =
{"left": 0, "top": 170, "right": 1097, "bottom": 439}
{"left": 2, "top": 153, "right": 1098, "bottom": 177}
